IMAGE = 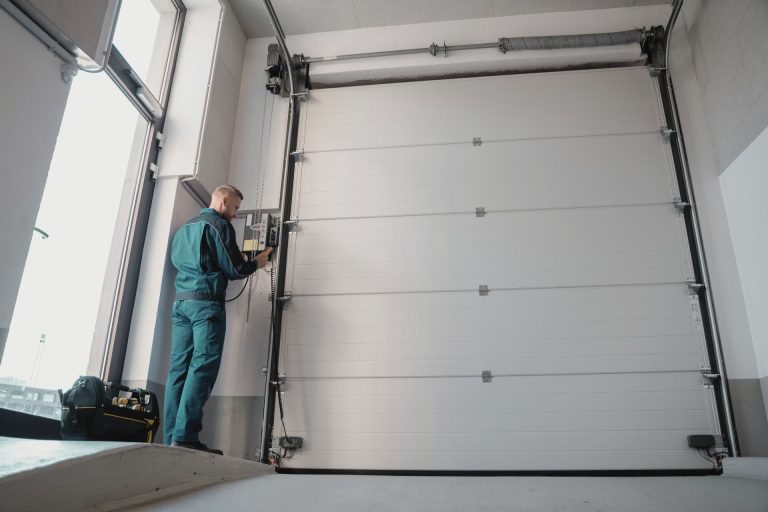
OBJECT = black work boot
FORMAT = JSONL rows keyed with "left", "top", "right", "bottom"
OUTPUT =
{"left": 171, "top": 440, "right": 223, "bottom": 455}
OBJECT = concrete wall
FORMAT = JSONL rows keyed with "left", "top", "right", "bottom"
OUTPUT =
{"left": 0, "top": 8, "right": 71, "bottom": 365}
{"left": 683, "top": 0, "right": 768, "bottom": 174}
{"left": 670, "top": 0, "right": 768, "bottom": 455}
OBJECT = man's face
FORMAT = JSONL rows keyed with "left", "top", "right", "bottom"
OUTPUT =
{"left": 221, "top": 194, "right": 241, "bottom": 221}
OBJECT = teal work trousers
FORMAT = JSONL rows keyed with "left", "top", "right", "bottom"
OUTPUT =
{"left": 163, "top": 299, "right": 226, "bottom": 444}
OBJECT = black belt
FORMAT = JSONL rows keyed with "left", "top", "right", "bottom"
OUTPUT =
{"left": 176, "top": 291, "right": 225, "bottom": 303}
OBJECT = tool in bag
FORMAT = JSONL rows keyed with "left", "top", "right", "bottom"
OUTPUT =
{"left": 59, "top": 376, "right": 160, "bottom": 443}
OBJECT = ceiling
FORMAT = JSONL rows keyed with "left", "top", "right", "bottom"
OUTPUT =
{"left": 229, "top": 0, "right": 669, "bottom": 38}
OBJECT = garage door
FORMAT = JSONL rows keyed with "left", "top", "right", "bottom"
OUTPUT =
{"left": 274, "top": 67, "right": 721, "bottom": 471}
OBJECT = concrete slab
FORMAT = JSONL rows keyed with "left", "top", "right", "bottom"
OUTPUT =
{"left": 723, "top": 457, "right": 768, "bottom": 481}
{"left": 0, "top": 436, "right": 133, "bottom": 479}
{"left": 127, "top": 473, "right": 768, "bottom": 512}
{"left": 0, "top": 437, "right": 274, "bottom": 512}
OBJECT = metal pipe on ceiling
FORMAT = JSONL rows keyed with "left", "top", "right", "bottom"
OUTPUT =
{"left": 661, "top": 0, "right": 739, "bottom": 456}
{"left": 303, "top": 29, "right": 649, "bottom": 64}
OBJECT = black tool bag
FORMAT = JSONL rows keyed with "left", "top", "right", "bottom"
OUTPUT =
{"left": 59, "top": 376, "right": 160, "bottom": 443}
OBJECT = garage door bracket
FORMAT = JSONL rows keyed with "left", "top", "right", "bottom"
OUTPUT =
{"left": 481, "top": 370, "right": 493, "bottom": 383}
{"left": 290, "top": 149, "right": 304, "bottom": 162}
{"left": 476, "top": 207, "right": 486, "bottom": 217}
{"left": 472, "top": 137, "right": 482, "bottom": 146}
{"left": 660, "top": 128, "right": 674, "bottom": 142}
{"left": 673, "top": 200, "right": 690, "bottom": 214}
{"left": 479, "top": 284, "right": 489, "bottom": 296}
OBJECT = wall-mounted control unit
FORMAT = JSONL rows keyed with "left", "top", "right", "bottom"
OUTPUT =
{"left": 243, "top": 212, "right": 279, "bottom": 252}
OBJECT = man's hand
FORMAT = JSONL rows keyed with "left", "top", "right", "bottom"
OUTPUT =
{"left": 256, "top": 247, "right": 273, "bottom": 268}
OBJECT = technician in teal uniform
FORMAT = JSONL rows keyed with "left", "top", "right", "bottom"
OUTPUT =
{"left": 165, "top": 184, "right": 272, "bottom": 454}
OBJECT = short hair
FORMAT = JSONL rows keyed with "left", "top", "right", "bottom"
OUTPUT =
{"left": 213, "top": 184, "right": 243, "bottom": 200}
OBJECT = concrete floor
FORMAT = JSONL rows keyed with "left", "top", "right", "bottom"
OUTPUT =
{"left": 2, "top": 437, "right": 767, "bottom": 512}
{"left": 129, "top": 473, "right": 768, "bottom": 512}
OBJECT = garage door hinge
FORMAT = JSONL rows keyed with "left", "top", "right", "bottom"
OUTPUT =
{"left": 155, "top": 131, "right": 165, "bottom": 149}
{"left": 481, "top": 370, "right": 493, "bottom": 383}
{"left": 479, "top": 284, "right": 489, "bottom": 296}
{"left": 277, "top": 295, "right": 292, "bottom": 307}
{"left": 291, "top": 149, "right": 304, "bottom": 162}
{"left": 476, "top": 207, "right": 486, "bottom": 217}
{"left": 660, "top": 128, "right": 675, "bottom": 142}
{"left": 701, "top": 371, "right": 719, "bottom": 386}
{"left": 283, "top": 218, "right": 300, "bottom": 231}
{"left": 148, "top": 163, "right": 159, "bottom": 181}
{"left": 687, "top": 282, "right": 703, "bottom": 294}
{"left": 649, "top": 66, "right": 666, "bottom": 77}
{"left": 472, "top": 137, "right": 482, "bottom": 146}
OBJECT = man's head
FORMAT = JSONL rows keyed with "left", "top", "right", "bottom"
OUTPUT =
{"left": 210, "top": 184, "right": 243, "bottom": 221}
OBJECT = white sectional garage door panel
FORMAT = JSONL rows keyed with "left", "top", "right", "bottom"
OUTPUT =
{"left": 276, "top": 67, "right": 718, "bottom": 471}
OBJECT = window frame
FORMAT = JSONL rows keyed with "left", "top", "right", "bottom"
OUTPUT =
{"left": 96, "top": 0, "right": 187, "bottom": 382}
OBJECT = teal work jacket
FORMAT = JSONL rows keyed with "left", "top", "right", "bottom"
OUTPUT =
{"left": 171, "top": 208, "right": 257, "bottom": 301}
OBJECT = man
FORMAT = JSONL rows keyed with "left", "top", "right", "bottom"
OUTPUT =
{"left": 164, "top": 184, "right": 272, "bottom": 454}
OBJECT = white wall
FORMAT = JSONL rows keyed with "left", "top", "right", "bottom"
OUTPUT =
{"left": 156, "top": 0, "right": 245, "bottom": 201}
{"left": 0, "top": 8, "right": 71, "bottom": 362}
{"left": 196, "top": 2, "right": 246, "bottom": 195}
{"left": 228, "top": 37, "right": 286, "bottom": 212}
{"left": 720, "top": 127, "right": 768, "bottom": 381}
{"left": 156, "top": 0, "right": 222, "bottom": 183}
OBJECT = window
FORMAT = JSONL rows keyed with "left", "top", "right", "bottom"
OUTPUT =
{"left": 0, "top": 73, "right": 150, "bottom": 418}
{"left": 111, "top": 0, "right": 180, "bottom": 99}
{"left": 0, "top": 1, "right": 184, "bottom": 420}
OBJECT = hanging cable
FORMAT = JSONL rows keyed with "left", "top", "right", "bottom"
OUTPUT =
{"left": 246, "top": 93, "right": 276, "bottom": 320}
{"left": 225, "top": 275, "right": 250, "bottom": 303}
